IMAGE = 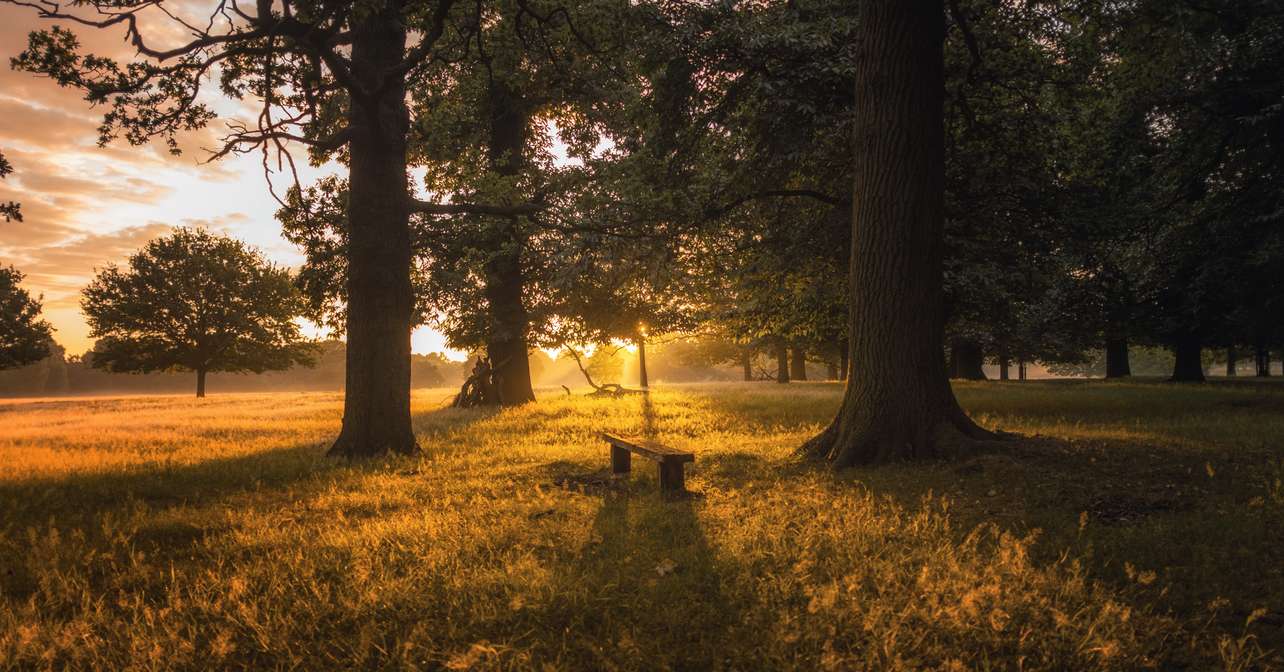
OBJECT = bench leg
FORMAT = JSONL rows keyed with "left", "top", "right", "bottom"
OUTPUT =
{"left": 659, "top": 460, "right": 685, "bottom": 492}
{"left": 610, "top": 444, "right": 632, "bottom": 477}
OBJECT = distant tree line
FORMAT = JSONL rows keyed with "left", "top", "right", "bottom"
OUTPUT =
{"left": 0, "top": 340, "right": 461, "bottom": 398}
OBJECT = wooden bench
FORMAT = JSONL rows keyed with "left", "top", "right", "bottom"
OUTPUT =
{"left": 601, "top": 433, "right": 694, "bottom": 492}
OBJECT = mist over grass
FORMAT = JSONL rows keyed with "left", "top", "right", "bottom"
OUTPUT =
{"left": 1, "top": 382, "right": 1281, "bottom": 669}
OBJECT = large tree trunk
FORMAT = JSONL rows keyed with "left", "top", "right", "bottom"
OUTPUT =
{"left": 1104, "top": 336, "right": 1131, "bottom": 378}
{"left": 1256, "top": 343, "right": 1272, "bottom": 378}
{"left": 948, "top": 337, "right": 987, "bottom": 380}
{"left": 742, "top": 349, "right": 753, "bottom": 381}
{"left": 802, "top": 0, "right": 991, "bottom": 466}
{"left": 195, "top": 368, "right": 206, "bottom": 398}
{"left": 790, "top": 346, "right": 808, "bottom": 381}
{"left": 1170, "top": 333, "right": 1206, "bottom": 382}
{"left": 330, "top": 2, "right": 417, "bottom": 458}
{"left": 481, "top": 81, "right": 536, "bottom": 406}
{"left": 1226, "top": 347, "right": 1237, "bottom": 377}
{"left": 483, "top": 238, "right": 535, "bottom": 405}
{"left": 997, "top": 350, "right": 1010, "bottom": 381}
{"left": 775, "top": 340, "right": 790, "bottom": 384}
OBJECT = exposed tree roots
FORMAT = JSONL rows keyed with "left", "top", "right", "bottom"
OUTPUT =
{"left": 453, "top": 356, "right": 501, "bottom": 408}
{"left": 326, "top": 429, "right": 420, "bottom": 459}
{"left": 452, "top": 355, "right": 530, "bottom": 408}
{"left": 800, "top": 399, "right": 1002, "bottom": 468}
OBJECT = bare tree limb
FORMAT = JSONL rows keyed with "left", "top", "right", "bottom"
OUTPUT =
{"left": 704, "top": 189, "right": 851, "bottom": 220}
{"left": 408, "top": 197, "right": 545, "bottom": 217}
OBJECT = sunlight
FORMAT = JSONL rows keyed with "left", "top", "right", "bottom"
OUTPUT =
{"left": 1, "top": 0, "right": 1280, "bottom": 667}
{"left": 412, "top": 327, "right": 468, "bottom": 360}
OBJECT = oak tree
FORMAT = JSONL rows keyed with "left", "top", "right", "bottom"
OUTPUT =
{"left": 802, "top": 0, "right": 994, "bottom": 465}
{"left": 81, "top": 229, "right": 315, "bottom": 397}
{"left": 0, "top": 266, "right": 52, "bottom": 370}
{"left": 8, "top": 0, "right": 538, "bottom": 455}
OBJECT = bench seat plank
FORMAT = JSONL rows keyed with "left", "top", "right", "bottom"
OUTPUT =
{"left": 601, "top": 433, "right": 694, "bottom": 463}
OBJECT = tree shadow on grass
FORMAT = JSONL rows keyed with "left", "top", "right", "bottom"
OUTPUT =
{"left": 525, "top": 487, "right": 745, "bottom": 669}
{"left": 847, "top": 434, "right": 1284, "bottom": 651}
{"left": 0, "top": 442, "right": 331, "bottom": 520}
{"left": 686, "top": 387, "right": 841, "bottom": 435}
{"left": 641, "top": 391, "right": 658, "bottom": 439}
{"left": 0, "top": 403, "right": 504, "bottom": 572}
{"left": 0, "top": 440, "right": 348, "bottom": 600}
{"left": 411, "top": 403, "right": 503, "bottom": 449}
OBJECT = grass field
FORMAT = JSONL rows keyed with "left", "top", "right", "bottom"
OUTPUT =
{"left": 1, "top": 381, "right": 1282, "bottom": 670}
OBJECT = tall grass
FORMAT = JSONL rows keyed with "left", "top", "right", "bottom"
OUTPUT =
{"left": 1, "top": 382, "right": 1281, "bottom": 669}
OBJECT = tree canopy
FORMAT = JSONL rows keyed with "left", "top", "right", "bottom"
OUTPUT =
{"left": 81, "top": 229, "right": 315, "bottom": 397}
{"left": 0, "top": 266, "right": 52, "bottom": 371}
{"left": 0, "top": 150, "right": 20, "bottom": 223}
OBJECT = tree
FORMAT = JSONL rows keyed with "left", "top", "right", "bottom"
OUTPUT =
{"left": 0, "top": 150, "right": 20, "bottom": 222}
{"left": 0, "top": 266, "right": 52, "bottom": 370}
{"left": 8, "top": 0, "right": 541, "bottom": 456}
{"left": 1, "top": 156, "right": 49, "bottom": 371}
{"left": 644, "top": 0, "right": 852, "bottom": 386}
{"left": 1098, "top": 0, "right": 1284, "bottom": 383}
{"left": 407, "top": 0, "right": 639, "bottom": 406}
{"left": 802, "top": 0, "right": 993, "bottom": 466}
{"left": 81, "top": 229, "right": 315, "bottom": 397}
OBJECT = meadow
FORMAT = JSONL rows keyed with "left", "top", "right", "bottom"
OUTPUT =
{"left": 1, "top": 381, "right": 1282, "bottom": 670}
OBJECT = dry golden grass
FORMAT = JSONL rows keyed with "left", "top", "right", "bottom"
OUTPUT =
{"left": 1, "top": 381, "right": 1281, "bottom": 670}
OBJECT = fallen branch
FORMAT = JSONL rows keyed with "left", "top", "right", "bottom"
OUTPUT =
{"left": 560, "top": 343, "right": 644, "bottom": 397}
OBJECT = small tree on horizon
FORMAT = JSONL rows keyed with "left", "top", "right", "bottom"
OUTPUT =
{"left": 0, "top": 265, "right": 52, "bottom": 370}
{"left": 82, "top": 229, "right": 316, "bottom": 397}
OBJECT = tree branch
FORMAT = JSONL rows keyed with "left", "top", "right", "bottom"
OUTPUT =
{"left": 381, "top": 0, "right": 459, "bottom": 92}
{"left": 705, "top": 189, "right": 851, "bottom": 220}
{"left": 408, "top": 197, "right": 545, "bottom": 217}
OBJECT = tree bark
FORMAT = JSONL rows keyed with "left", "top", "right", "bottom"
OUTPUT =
{"left": 329, "top": 1, "right": 418, "bottom": 458}
{"left": 775, "top": 340, "right": 790, "bottom": 384}
{"left": 790, "top": 346, "right": 808, "bottom": 381}
{"left": 948, "top": 337, "right": 987, "bottom": 380}
{"left": 637, "top": 337, "right": 649, "bottom": 388}
{"left": 481, "top": 80, "right": 536, "bottom": 406}
{"left": 1256, "top": 343, "right": 1272, "bottom": 377}
{"left": 1018, "top": 360, "right": 1028, "bottom": 381}
{"left": 195, "top": 368, "right": 206, "bottom": 398}
{"left": 801, "top": 0, "right": 991, "bottom": 466}
{"left": 1104, "top": 336, "right": 1131, "bottom": 378}
{"left": 830, "top": 336, "right": 845, "bottom": 381}
{"left": 742, "top": 349, "right": 753, "bottom": 381}
{"left": 1170, "top": 333, "right": 1206, "bottom": 382}
{"left": 1226, "top": 347, "right": 1237, "bottom": 377}
{"left": 997, "top": 351, "right": 1010, "bottom": 381}
{"left": 483, "top": 238, "right": 536, "bottom": 405}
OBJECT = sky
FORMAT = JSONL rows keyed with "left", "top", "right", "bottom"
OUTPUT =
{"left": 0, "top": 3, "right": 465, "bottom": 359}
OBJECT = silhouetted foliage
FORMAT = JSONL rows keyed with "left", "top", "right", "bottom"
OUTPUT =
{"left": 81, "top": 229, "right": 316, "bottom": 397}
{"left": 0, "top": 266, "right": 51, "bottom": 370}
{"left": 0, "top": 150, "right": 20, "bottom": 222}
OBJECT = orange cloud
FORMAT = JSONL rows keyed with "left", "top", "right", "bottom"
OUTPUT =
{"left": 0, "top": 3, "right": 456, "bottom": 359}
